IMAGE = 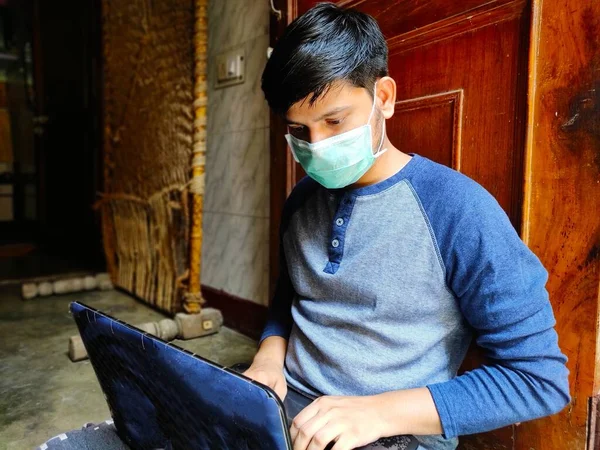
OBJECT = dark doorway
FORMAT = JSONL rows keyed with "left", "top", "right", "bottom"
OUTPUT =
{"left": 0, "top": 0, "right": 104, "bottom": 281}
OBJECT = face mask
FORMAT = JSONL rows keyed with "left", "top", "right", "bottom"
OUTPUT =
{"left": 285, "top": 83, "right": 387, "bottom": 189}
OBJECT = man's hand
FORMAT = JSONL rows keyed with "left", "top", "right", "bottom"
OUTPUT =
{"left": 290, "top": 395, "right": 385, "bottom": 450}
{"left": 242, "top": 359, "right": 288, "bottom": 401}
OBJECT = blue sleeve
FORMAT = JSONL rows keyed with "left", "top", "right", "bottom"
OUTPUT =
{"left": 258, "top": 177, "right": 319, "bottom": 346}
{"left": 258, "top": 240, "right": 295, "bottom": 345}
{"left": 409, "top": 164, "right": 570, "bottom": 438}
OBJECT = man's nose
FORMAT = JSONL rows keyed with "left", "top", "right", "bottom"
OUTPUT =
{"left": 307, "top": 129, "right": 328, "bottom": 144}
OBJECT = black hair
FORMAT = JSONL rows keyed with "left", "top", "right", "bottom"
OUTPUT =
{"left": 261, "top": 2, "right": 388, "bottom": 116}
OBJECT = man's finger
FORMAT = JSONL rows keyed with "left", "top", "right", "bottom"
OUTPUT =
{"left": 329, "top": 434, "right": 355, "bottom": 450}
{"left": 306, "top": 422, "right": 343, "bottom": 450}
{"left": 291, "top": 399, "right": 321, "bottom": 437}
{"left": 292, "top": 414, "right": 331, "bottom": 450}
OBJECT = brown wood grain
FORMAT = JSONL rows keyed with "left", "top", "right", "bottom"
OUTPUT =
{"left": 391, "top": 90, "right": 464, "bottom": 170}
{"left": 302, "top": 0, "right": 517, "bottom": 39}
{"left": 388, "top": 4, "right": 529, "bottom": 228}
{"left": 518, "top": 0, "right": 600, "bottom": 448}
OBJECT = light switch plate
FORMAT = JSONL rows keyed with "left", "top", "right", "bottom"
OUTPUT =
{"left": 215, "top": 47, "right": 245, "bottom": 89}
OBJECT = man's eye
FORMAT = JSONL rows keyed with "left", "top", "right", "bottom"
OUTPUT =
{"left": 289, "top": 125, "right": 305, "bottom": 133}
{"left": 326, "top": 118, "right": 343, "bottom": 125}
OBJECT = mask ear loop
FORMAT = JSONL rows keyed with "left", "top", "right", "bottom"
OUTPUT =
{"left": 374, "top": 117, "right": 388, "bottom": 157}
{"left": 370, "top": 81, "right": 388, "bottom": 157}
{"left": 367, "top": 82, "right": 378, "bottom": 126}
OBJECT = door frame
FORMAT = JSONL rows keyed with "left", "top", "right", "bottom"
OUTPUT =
{"left": 268, "top": 0, "right": 296, "bottom": 300}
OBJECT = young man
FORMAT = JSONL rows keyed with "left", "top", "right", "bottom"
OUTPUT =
{"left": 242, "top": 3, "right": 570, "bottom": 450}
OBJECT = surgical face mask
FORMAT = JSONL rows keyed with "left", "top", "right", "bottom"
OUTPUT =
{"left": 285, "top": 83, "right": 387, "bottom": 189}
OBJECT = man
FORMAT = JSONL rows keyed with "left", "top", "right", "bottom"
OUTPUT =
{"left": 242, "top": 3, "right": 570, "bottom": 450}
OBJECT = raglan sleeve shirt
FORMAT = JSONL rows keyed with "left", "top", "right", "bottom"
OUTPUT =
{"left": 259, "top": 157, "right": 570, "bottom": 439}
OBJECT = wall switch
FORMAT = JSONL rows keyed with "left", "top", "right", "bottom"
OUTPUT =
{"left": 215, "top": 47, "right": 245, "bottom": 89}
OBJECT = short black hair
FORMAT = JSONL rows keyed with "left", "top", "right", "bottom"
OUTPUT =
{"left": 261, "top": 2, "right": 388, "bottom": 116}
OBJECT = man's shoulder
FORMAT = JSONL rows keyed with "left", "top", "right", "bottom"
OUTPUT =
{"left": 409, "top": 156, "right": 525, "bottom": 282}
{"left": 289, "top": 175, "right": 321, "bottom": 199}
{"left": 407, "top": 155, "right": 516, "bottom": 249}
{"left": 280, "top": 176, "right": 321, "bottom": 232}
{"left": 409, "top": 155, "right": 501, "bottom": 219}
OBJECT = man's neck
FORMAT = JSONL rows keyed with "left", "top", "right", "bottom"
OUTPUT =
{"left": 351, "top": 142, "right": 411, "bottom": 188}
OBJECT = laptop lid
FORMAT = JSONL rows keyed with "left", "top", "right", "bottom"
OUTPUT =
{"left": 71, "top": 301, "right": 292, "bottom": 450}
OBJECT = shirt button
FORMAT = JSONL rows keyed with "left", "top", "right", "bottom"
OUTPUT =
{"left": 331, "top": 239, "right": 340, "bottom": 248}
{"left": 335, "top": 218, "right": 344, "bottom": 226}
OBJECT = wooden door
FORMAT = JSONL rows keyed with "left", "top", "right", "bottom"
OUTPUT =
{"left": 269, "top": 0, "right": 600, "bottom": 448}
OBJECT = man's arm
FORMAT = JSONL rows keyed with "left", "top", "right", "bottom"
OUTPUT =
{"left": 244, "top": 239, "right": 295, "bottom": 400}
{"left": 254, "top": 335, "right": 288, "bottom": 367}
{"left": 245, "top": 181, "right": 315, "bottom": 402}
{"left": 257, "top": 240, "right": 295, "bottom": 349}
{"left": 372, "top": 254, "right": 570, "bottom": 440}
{"left": 414, "top": 180, "right": 571, "bottom": 438}
{"left": 258, "top": 177, "right": 317, "bottom": 352}
{"left": 374, "top": 387, "right": 442, "bottom": 436}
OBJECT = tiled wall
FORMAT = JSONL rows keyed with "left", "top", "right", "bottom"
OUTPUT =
{"left": 202, "top": 0, "right": 270, "bottom": 305}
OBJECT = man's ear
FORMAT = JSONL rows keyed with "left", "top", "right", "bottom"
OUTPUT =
{"left": 377, "top": 76, "right": 396, "bottom": 119}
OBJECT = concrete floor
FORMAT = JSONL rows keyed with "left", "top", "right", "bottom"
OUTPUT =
{"left": 0, "top": 285, "right": 258, "bottom": 450}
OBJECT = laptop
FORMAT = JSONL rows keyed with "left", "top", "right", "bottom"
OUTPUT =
{"left": 71, "top": 301, "right": 419, "bottom": 450}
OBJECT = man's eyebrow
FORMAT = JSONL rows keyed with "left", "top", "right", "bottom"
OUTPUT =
{"left": 316, "top": 105, "right": 351, "bottom": 121}
{"left": 286, "top": 105, "right": 352, "bottom": 125}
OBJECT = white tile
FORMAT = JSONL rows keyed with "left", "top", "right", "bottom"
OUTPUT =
{"left": 208, "top": 34, "right": 269, "bottom": 134}
{"left": 223, "top": 216, "right": 269, "bottom": 303}
{"left": 204, "top": 132, "right": 232, "bottom": 214}
{"left": 201, "top": 212, "right": 232, "bottom": 290}
{"left": 208, "top": 0, "right": 269, "bottom": 57}
{"left": 206, "top": 86, "right": 224, "bottom": 132}
{"left": 229, "top": 128, "right": 268, "bottom": 217}
{"left": 208, "top": 0, "right": 226, "bottom": 48}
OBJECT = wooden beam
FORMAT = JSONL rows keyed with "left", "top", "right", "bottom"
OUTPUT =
{"left": 186, "top": 0, "right": 209, "bottom": 314}
{"left": 520, "top": 0, "right": 600, "bottom": 448}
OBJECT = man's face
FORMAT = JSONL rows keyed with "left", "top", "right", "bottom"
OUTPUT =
{"left": 285, "top": 80, "right": 384, "bottom": 146}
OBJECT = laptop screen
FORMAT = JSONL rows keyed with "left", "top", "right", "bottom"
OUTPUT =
{"left": 71, "top": 302, "right": 291, "bottom": 450}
